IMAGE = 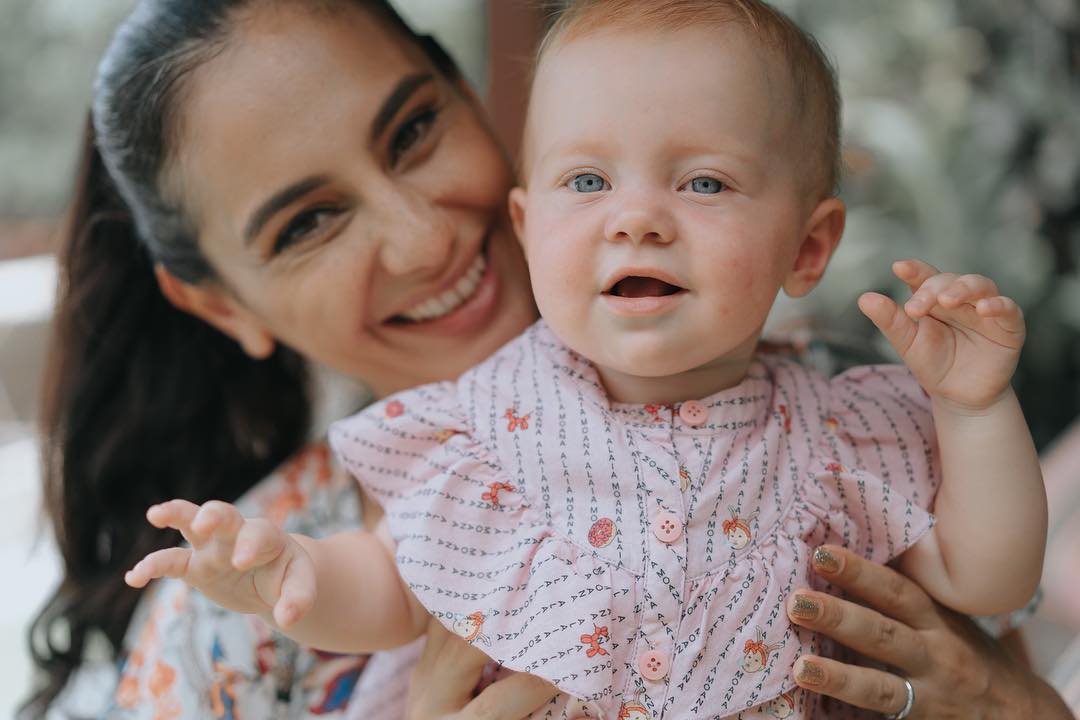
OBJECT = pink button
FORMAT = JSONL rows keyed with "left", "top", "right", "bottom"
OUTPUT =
{"left": 652, "top": 511, "right": 683, "bottom": 543}
{"left": 678, "top": 399, "right": 708, "bottom": 426}
{"left": 639, "top": 649, "right": 670, "bottom": 681}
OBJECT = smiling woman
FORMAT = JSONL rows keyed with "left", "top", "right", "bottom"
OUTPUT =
{"left": 147, "top": 4, "right": 533, "bottom": 396}
{"left": 24, "top": 1, "right": 539, "bottom": 718}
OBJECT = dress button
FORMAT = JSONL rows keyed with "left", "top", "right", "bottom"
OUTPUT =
{"left": 678, "top": 399, "right": 708, "bottom": 426}
{"left": 639, "top": 649, "right": 670, "bottom": 681}
{"left": 652, "top": 511, "right": 683, "bottom": 543}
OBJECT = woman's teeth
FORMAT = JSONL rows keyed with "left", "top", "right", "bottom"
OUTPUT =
{"left": 402, "top": 254, "right": 487, "bottom": 322}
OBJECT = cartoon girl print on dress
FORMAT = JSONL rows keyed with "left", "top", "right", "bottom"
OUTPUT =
{"left": 766, "top": 691, "right": 797, "bottom": 718}
{"left": 618, "top": 692, "right": 651, "bottom": 719}
{"left": 723, "top": 506, "right": 759, "bottom": 550}
{"left": 739, "top": 626, "right": 785, "bottom": 674}
{"left": 451, "top": 611, "right": 492, "bottom": 646}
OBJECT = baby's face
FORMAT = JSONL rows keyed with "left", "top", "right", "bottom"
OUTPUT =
{"left": 513, "top": 25, "right": 835, "bottom": 398}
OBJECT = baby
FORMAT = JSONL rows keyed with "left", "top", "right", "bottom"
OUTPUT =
{"left": 127, "top": 1, "right": 1046, "bottom": 717}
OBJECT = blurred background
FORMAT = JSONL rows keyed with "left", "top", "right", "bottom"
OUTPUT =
{"left": 1, "top": 0, "right": 1077, "bottom": 715}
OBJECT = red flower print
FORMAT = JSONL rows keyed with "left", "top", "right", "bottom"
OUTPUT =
{"left": 588, "top": 518, "right": 617, "bottom": 547}
{"left": 778, "top": 404, "right": 793, "bottom": 433}
{"left": 385, "top": 400, "right": 404, "bottom": 418}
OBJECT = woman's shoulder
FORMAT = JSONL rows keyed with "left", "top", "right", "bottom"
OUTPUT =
{"left": 235, "top": 440, "right": 361, "bottom": 537}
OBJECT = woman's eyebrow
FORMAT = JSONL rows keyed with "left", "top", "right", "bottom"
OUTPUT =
{"left": 244, "top": 175, "right": 330, "bottom": 245}
{"left": 369, "top": 72, "right": 435, "bottom": 144}
{"left": 242, "top": 74, "right": 434, "bottom": 246}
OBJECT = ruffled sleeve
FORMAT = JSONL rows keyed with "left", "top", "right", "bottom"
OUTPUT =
{"left": 795, "top": 364, "right": 940, "bottom": 565}
{"left": 329, "top": 383, "right": 632, "bottom": 714}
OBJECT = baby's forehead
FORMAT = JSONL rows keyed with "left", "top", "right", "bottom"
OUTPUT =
{"left": 522, "top": 6, "right": 839, "bottom": 197}
{"left": 521, "top": 24, "right": 803, "bottom": 163}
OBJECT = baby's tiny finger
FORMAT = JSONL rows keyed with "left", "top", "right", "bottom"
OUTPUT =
{"left": 147, "top": 499, "right": 204, "bottom": 546}
{"left": 892, "top": 259, "right": 940, "bottom": 293}
{"left": 233, "top": 519, "right": 285, "bottom": 570}
{"left": 275, "top": 554, "right": 317, "bottom": 628}
{"left": 192, "top": 500, "right": 243, "bottom": 538}
{"left": 125, "top": 547, "right": 192, "bottom": 588}
{"left": 976, "top": 296, "right": 1025, "bottom": 333}
{"left": 938, "top": 274, "right": 999, "bottom": 308}
{"left": 904, "top": 272, "right": 958, "bottom": 317}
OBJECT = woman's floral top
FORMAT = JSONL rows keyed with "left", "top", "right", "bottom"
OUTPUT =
{"left": 51, "top": 442, "right": 412, "bottom": 720}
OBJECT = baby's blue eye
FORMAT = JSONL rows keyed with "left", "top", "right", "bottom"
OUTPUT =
{"left": 690, "top": 177, "right": 725, "bottom": 194}
{"left": 570, "top": 173, "right": 608, "bottom": 193}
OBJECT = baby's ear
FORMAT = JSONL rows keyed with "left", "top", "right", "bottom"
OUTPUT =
{"left": 508, "top": 187, "right": 529, "bottom": 250}
{"left": 782, "top": 197, "right": 846, "bottom": 298}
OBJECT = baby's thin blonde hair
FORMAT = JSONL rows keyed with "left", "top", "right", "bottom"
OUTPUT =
{"left": 531, "top": 0, "right": 841, "bottom": 198}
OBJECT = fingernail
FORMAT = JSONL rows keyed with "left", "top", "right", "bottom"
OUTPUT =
{"left": 790, "top": 594, "right": 821, "bottom": 620}
{"left": 796, "top": 659, "right": 826, "bottom": 686}
{"left": 813, "top": 547, "right": 841, "bottom": 575}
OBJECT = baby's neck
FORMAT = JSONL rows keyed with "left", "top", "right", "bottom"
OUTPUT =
{"left": 597, "top": 353, "right": 756, "bottom": 405}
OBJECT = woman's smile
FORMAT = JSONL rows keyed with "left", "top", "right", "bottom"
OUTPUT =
{"left": 385, "top": 239, "right": 501, "bottom": 336}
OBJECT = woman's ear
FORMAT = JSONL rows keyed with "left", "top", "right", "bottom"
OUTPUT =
{"left": 508, "top": 187, "right": 529, "bottom": 252}
{"left": 782, "top": 197, "right": 846, "bottom": 298}
{"left": 154, "top": 264, "right": 276, "bottom": 359}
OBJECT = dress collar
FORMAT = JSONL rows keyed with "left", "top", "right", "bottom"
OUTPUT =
{"left": 528, "top": 321, "right": 774, "bottom": 432}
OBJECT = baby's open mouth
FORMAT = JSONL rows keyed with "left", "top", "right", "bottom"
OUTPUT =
{"left": 606, "top": 276, "right": 685, "bottom": 298}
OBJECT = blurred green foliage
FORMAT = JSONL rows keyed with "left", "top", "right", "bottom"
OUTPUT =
{"left": 772, "top": 0, "right": 1080, "bottom": 448}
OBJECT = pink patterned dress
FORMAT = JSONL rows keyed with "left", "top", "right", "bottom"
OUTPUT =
{"left": 330, "top": 322, "right": 940, "bottom": 719}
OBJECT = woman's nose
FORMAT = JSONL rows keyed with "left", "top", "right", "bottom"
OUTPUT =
{"left": 604, "top": 189, "right": 675, "bottom": 246}
{"left": 374, "top": 187, "right": 455, "bottom": 276}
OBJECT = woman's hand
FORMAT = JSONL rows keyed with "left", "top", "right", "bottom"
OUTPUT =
{"left": 406, "top": 618, "right": 557, "bottom": 720}
{"left": 786, "top": 545, "right": 1072, "bottom": 718}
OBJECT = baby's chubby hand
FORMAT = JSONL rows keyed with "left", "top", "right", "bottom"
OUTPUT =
{"left": 858, "top": 259, "right": 1025, "bottom": 412}
{"left": 125, "top": 499, "right": 316, "bottom": 629}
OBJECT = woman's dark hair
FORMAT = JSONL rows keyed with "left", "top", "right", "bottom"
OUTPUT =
{"left": 22, "top": 1, "right": 460, "bottom": 716}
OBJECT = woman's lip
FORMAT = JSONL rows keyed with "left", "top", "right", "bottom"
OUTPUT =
{"left": 382, "top": 240, "right": 499, "bottom": 336}
{"left": 602, "top": 290, "right": 688, "bottom": 316}
{"left": 388, "top": 242, "right": 487, "bottom": 323}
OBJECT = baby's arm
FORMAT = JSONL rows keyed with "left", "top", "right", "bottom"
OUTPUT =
{"left": 125, "top": 499, "right": 427, "bottom": 653}
{"left": 858, "top": 259, "right": 1046, "bottom": 616}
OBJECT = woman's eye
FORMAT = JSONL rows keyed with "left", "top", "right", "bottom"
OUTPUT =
{"left": 390, "top": 108, "right": 437, "bottom": 167}
{"left": 570, "top": 173, "right": 608, "bottom": 193}
{"left": 689, "top": 177, "right": 726, "bottom": 194}
{"left": 274, "top": 207, "right": 341, "bottom": 254}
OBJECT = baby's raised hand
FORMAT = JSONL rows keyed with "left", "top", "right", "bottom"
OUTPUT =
{"left": 124, "top": 499, "right": 316, "bottom": 628}
{"left": 858, "top": 259, "right": 1025, "bottom": 411}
